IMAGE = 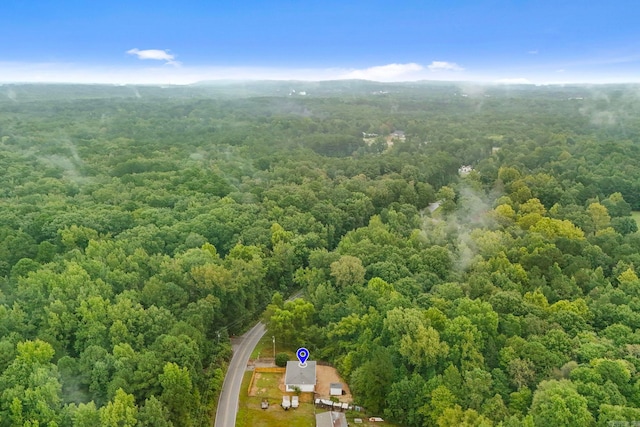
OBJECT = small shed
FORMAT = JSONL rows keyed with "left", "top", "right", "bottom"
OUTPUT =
{"left": 285, "top": 360, "right": 317, "bottom": 392}
{"left": 330, "top": 383, "right": 343, "bottom": 396}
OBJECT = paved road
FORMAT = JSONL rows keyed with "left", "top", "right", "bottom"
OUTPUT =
{"left": 214, "top": 292, "right": 300, "bottom": 427}
{"left": 214, "top": 321, "right": 267, "bottom": 427}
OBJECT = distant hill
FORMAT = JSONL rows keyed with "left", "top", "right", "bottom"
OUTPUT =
{"left": 2, "top": 80, "right": 639, "bottom": 103}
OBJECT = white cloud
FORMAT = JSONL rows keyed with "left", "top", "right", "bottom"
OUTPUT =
{"left": 428, "top": 61, "right": 464, "bottom": 72}
{"left": 342, "top": 63, "right": 424, "bottom": 81}
{"left": 528, "top": 50, "right": 539, "bottom": 55}
{"left": 0, "top": 61, "right": 465, "bottom": 85}
{"left": 127, "top": 48, "right": 180, "bottom": 66}
{"left": 495, "top": 78, "right": 532, "bottom": 84}
{"left": 0, "top": 62, "right": 339, "bottom": 85}
{"left": 3, "top": 60, "right": 638, "bottom": 86}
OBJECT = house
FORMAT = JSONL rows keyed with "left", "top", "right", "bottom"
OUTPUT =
{"left": 285, "top": 360, "right": 316, "bottom": 392}
{"left": 362, "top": 132, "right": 379, "bottom": 146}
{"left": 458, "top": 165, "right": 473, "bottom": 176}
{"left": 390, "top": 130, "right": 406, "bottom": 141}
{"left": 330, "top": 383, "right": 343, "bottom": 396}
{"left": 316, "top": 411, "right": 348, "bottom": 427}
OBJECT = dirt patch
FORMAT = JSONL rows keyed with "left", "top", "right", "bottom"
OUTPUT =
{"left": 249, "top": 371, "right": 285, "bottom": 398}
{"left": 278, "top": 372, "right": 285, "bottom": 393}
{"left": 315, "top": 365, "right": 352, "bottom": 402}
{"left": 249, "top": 372, "right": 263, "bottom": 396}
{"left": 248, "top": 364, "right": 352, "bottom": 403}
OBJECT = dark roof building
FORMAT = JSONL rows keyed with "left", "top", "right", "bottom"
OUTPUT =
{"left": 390, "top": 130, "right": 406, "bottom": 140}
{"left": 316, "top": 411, "right": 348, "bottom": 427}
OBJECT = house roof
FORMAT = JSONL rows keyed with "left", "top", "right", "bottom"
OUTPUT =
{"left": 330, "top": 383, "right": 342, "bottom": 389}
{"left": 285, "top": 360, "right": 316, "bottom": 386}
{"left": 316, "top": 411, "right": 348, "bottom": 427}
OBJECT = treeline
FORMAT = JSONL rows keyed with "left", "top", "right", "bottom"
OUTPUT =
{"left": 272, "top": 183, "right": 640, "bottom": 425}
{"left": 0, "top": 83, "right": 451, "bottom": 426}
{"left": 0, "top": 82, "right": 640, "bottom": 426}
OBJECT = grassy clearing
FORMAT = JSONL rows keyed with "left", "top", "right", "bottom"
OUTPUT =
{"left": 237, "top": 370, "right": 399, "bottom": 427}
{"left": 236, "top": 371, "right": 254, "bottom": 427}
{"left": 251, "top": 334, "right": 275, "bottom": 359}
{"left": 237, "top": 370, "right": 314, "bottom": 427}
{"left": 314, "top": 409, "right": 399, "bottom": 427}
{"left": 251, "top": 372, "right": 282, "bottom": 399}
{"left": 240, "top": 401, "right": 315, "bottom": 427}
{"left": 250, "top": 335, "right": 300, "bottom": 361}
{"left": 343, "top": 412, "right": 398, "bottom": 426}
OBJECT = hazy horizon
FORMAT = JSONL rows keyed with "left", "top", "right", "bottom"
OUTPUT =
{"left": 2, "top": 74, "right": 640, "bottom": 87}
{"left": 2, "top": 0, "right": 639, "bottom": 85}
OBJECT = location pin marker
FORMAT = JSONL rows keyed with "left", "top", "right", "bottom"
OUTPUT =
{"left": 296, "top": 347, "right": 309, "bottom": 367}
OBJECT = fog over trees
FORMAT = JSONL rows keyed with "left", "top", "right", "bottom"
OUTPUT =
{"left": 1, "top": 81, "right": 640, "bottom": 426}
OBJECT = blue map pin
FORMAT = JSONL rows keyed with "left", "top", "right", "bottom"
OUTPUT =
{"left": 296, "top": 347, "right": 310, "bottom": 366}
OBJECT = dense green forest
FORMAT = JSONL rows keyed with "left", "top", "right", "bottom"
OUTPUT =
{"left": 1, "top": 81, "right": 640, "bottom": 426}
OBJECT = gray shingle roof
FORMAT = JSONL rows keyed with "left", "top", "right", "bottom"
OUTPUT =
{"left": 285, "top": 360, "right": 316, "bottom": 386}
{"left": 316, "top": 411, "right": 347, "bottom": 427}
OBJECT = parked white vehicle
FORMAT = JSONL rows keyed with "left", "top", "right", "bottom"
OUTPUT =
{"left": 281, "top": 395, "right": 291, "bottom": 410}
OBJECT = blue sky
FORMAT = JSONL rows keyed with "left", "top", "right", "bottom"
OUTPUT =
{"left": 1, "top": 0, "right": 639, "bottom": 84}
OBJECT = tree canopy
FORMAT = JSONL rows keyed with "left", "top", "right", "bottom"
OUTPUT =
{"left": 2, "top": 81, "right": 640, "bottom": 426}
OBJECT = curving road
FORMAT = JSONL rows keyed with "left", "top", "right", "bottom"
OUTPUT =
{"left": 214, "top": 292, "right": 300, "bottom": 427}
{"left": 214, "top": 321, "right": 267, "bottom": 427}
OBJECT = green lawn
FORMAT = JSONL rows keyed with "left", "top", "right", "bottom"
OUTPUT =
{"left": 251, "top": 335, "right": 275, "bottom": 359}
{"left": 251, "top": 372, "right": 283, "bottom": 400}
{"left": 250, "top": 335, "right": 300, "bottom": 361}
{"left": 343, "top": 413, "right": 398, "bottom": 427}
{"left": 237, "top": 371, "right": 314, "bottom": 427}
{"left": 236, "top": 369, "right": 399, "bottom": 427}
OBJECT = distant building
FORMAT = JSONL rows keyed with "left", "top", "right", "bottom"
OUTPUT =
{"left": 458, "top": 165, "right": 473, "bottom": 176}
{"left": 285, "top": 361, "right": 316, "bottom": 392}
{"left": 390, "top": 130, "right": 406, "bottom": 141}
{"left": 316, "top": 411, "right": 348, "bottom": 427}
